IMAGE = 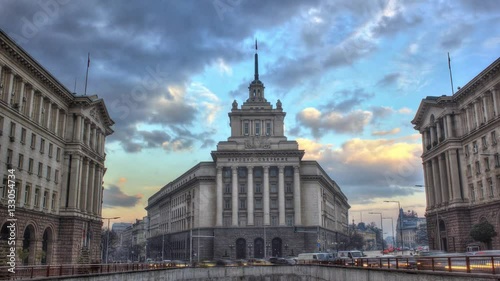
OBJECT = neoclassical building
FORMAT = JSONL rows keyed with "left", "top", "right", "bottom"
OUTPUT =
{"left": 146, "top": 48, "right": 350, "bottom": 261}
{"left": 0, "top": 30, "right": 114, "bottom": 264}
{"left": 412, "top": 57, "right": 500, "bottom": 251}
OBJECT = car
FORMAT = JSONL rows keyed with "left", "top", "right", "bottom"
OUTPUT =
{"left": 247, "top": 258, "right": 272, "bottom": 266}
{"left": 170, "top": 260, "right": 190, "bottom": 268}
{"left": 197, "top": 260, "right": 217, "bottom": 268}
{"left": 272, "top": 257, "right": 296, "bottom": 265}
{"left": 216, "top": 259, "right": 238, "bottom": 267}
{"left": 235, "top": 259, "right": 248, "bottom": 266}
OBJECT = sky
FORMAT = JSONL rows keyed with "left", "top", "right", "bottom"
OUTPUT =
{"left": 1, "top": 0, "right": 499, "bottom": 236}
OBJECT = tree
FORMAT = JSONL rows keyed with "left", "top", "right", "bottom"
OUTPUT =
{"left": 415, "top": 225, "right": 428, "bottom": 246}
{"left": 470, "top": 220, "right": 497, "bottom": 249}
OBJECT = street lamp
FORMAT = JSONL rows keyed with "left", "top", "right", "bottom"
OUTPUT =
{"left": 384, "top": 200, "right": 403, "bottom": 252}
{"left": 383, "top": 217, "right": 395, "bottom": 250}
{"left": 103, "top": 216, "right": 120, "bottom": 264}
{"left": 368, "top": 212, "right": 384, "bottom": 253}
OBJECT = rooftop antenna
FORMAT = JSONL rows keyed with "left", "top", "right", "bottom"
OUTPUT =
{"left": 254, "top": 39, "right": 259, "bottom": 81}
{"left": 84, "top": 52, "right": 90, "bottom": 95}
{"left": 73, "top": 77, "right": 77, "bottom": 93}
{"left": 448, "top": 52, "right": 455, "bottom": 95}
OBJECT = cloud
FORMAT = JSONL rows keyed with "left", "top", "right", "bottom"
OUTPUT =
{"left": 103, "top": 184, "right": 142, "bottom": 208}
{"left": 398, "top": 107, "right": 412, "bottom": 114}
{"left": 377, "top": 73, "right": 400, "bottom": 87}
{"left": 440, "top": 23, "right": 474, "bottom": 50}
{"left": 297, "top": 137, "right": 423, "bottom": 204}
{"left": 296, "top": 107, "right": 372, "bottom": 138}
{"left": 320, "top": 88, "right": 374, "bottom": 113}
{"left": 372, "top": 128, "right": 401, "bottom": 136}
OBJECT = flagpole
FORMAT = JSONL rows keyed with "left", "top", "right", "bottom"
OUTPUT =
{"left": 84, "top": 52, "right": 90, "bottom": 95}
{"left": 448, "top": 52, "right": 454, "bottom": 95}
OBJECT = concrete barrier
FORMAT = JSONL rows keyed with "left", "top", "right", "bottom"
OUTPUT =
{"left": 26, "top": 265, "right": 500, "bottom": 281}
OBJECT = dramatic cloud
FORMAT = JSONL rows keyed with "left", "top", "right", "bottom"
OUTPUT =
{"left": 377, "top": 73, "right": 400, "bottom": 87}
{"left": 320, "top": 88, "right": 374, "bottom": 113}
{"left": 296, "top": 108, "right": 372, "bottom": 138}
{"left": 298, "top": 137, "right": 423, "bottom": 204}
{"left": 372, "top": 128, "right": 401, "bottom": 136}
{"left": 103, "top": 185, "right": 142, "bottom": 208}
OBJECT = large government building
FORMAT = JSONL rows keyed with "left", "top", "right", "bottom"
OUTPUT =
{"left": 412, "top": 57, "right": 500, "bottom": 252}
{"left": 146, "top": 48, "right": 350, "bottom": 261}
{"left": 0, "top": 30, "right": 114, "bottom": 264}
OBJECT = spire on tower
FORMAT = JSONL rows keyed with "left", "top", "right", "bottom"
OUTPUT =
{"left": 254, "top": 39, "right": 259, "bottom": 81}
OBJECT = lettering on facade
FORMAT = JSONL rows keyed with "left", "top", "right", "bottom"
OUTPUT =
{"left": 225, "top": 157, "right": 289, "bottom": 162}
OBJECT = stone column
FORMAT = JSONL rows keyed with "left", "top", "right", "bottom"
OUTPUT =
{"left": 87, "top": 161, "right": 95, "bottom": 214}
{"left": 216, "top": 167, "right": 223, "bottom": 226}
{"left": 448, "top": 150, "right": 462, "bottom": 202}
{"left": 80, "top": 158, "right": 89, "bottom": 210}
{"left": 18, "top": 182, "right": 26, "bottom": 208}
{"left": 422, "top": 163, "right": 430, "bottom": 207}
{"left": 54, "top": 107, "right": 60, "bottom": 136}
{"left": 96, "top": 166, "right": 104, "bottom": 215}
{"left": 278, "top": 166, "right": 285, "bottom": 226}
{"left": 91, "top": 126, "right": 97, "bottom": 150}
{"left": 101, "top": 132, "right": 106, "bottom": 154}
{"left": 93, "top": 166, "right": 101, "bottom": 214}
{"left": 473, "top": 101, "right": 479, "bottom": 127}
{"left": 432, "top": 158, "right": 442, "bottom": 206}
{"left": 436, "top": 121, "right": 441, "bottom": 143}
{"left": 263, "top": 166, "right": 270, "bottom": 226}
{"left": 27, "top": 88, "right": 35, "bottom": 120}
{"left": 85, "top": 121, "right": 91, "bottom": 146}
{"left": 61, "top": 112, "right": 67, "bottom": 139}
{"left": 17, "top": 80, "right": 25, "bottom": 109}
{"left": 438, "top": 154, "right": 448, "bottom": 204}
{"left": 422, "top": 130, "right": 427, "bottom": 151}
{"left": 68, "top": 154, "right": 82, "bottom": 209}
{"left": 293, "top": 165, "right": 301, "bottom": 225}
{"left": 231, "top": 166, "right": 238, "bottom": 226}
{"left": 46, "top": 101, "right": 52, "bottom": 130}
{"left": 247, "top": 166, "right": 254, "bottom": 226}
{"left": 492, "top": 88, "right": 499, "bottom": 117}
{"left": 60, "top": 154, "right": 70, "bottom": 208}
{"left": 5, "top": 72, "right": 14, "bottom": 104}
{"left": 37, "top": 94, "right": 44, "bottom": 124}
{"left": 429, "top": 126, "right": 435, "bottom": 146}
{"left": 482, "top": 96, "right": 489, "bottom": 122}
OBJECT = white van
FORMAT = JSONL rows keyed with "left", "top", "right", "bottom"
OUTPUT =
{"left": 296, "top": 253, "right": 334, "bottom": 263}
{"left": 336, "top": 250, "right": 363, "bottom": 265}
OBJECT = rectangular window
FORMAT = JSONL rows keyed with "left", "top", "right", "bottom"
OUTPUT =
{"left": 496, "top": 154, "right": 500, "bottom": 168}
{"left": 270, "top": 168, "right": 277, "bottom": 177}
{"left": 223, "top": 216, "right": 231, "bottom": 227}
{"left": 255, "top": 121, "right": 260, "bottom": 136}
{"left": 21, "top": 128, "right": 26, "bottom": 144}
{"left": 42, "top": 191, "right": 48, "bottom": 209}
{"left": 255, "top": 198, "right": 262, "bottom": 209}
{"left": 473, "top": 141, "right": 478, "bottom": 153}
{"left": 487, "top": 178, "right": 494, "bottom": 197}
{"left": 56, "top": 147, "right": 61, "bottom": 162}
{"left": 254, "top": 169, "right": 262, "bottom": 177}
{"left": 484, "top": 158, "right": 490, "bottom": 172}
{"left": 482, "top": 136, "right": 488, "bottom": 149}
{"left": 239, "top": 198, "right": 246, "bottom": 209}
{"left": 28, "top": 158, "right": 34, "bottom": 173}
{"left": 266, "top": 122, "right": 271, "bottom": 136}
{"left": 475, "top": 161, "right": 481, "bottom": 174}
{"left": 6, "top": 149, "right": 13, "bottom": 164}
{"left": 271, "top": 215, "right": 278, "bottom": 226}
{"left": 286, "top": 215, "right": 294, "bottom": 227}
{"left": 51, "top": 193, "right": 56, "bottom": 210}
{"left": 285, "top": 198, "right": 293, "bottom": 208}
{"left": 479, "top": 181, "right": 484, "bottom": 199}
{"left": 255, "top": 183, "right": 262, "bottom": 193}
{"left": 24, "top": 184, "right": 31, "bottom": 206}
{"left": 270, "top": 183, "right": 277, "bottom": 193}
{"left": 9, "top": 122, "right": 16, "bottom": 137}
{"left": 239, "top": 184, "right": 246, "bottom": 194}
{"left": 286, "top": 183, "right": 293, "bottom": 193}
{"left": 34, "top": 188, "right": 40, "bottom": 207}
{"left": 465, "top": 145, "right": 470, "bottom": 157}
{"left": 38, "top": 162, "right": 43, "bottom": 177}
{"left": 223, "top": 169, "right": 231, "bottom": 178}
{"left": 492, "top": 131, "right": 497, "bottom": 145}
{"left": 469, "top": 184, "right": 475, "bottom": 202}
{"left": 224, "top": 183, "right": 231, "bottom": 194}
{"left": 46, "top": 166, "right": 51, "bottom": 180}
{"left": 55, "top": 170, "right": 59, "bottom": 183}
{"left": 17, "top": 154, "right": 24, "bottom": 170}
{"left": 30, "top": 133, "right": 36, "bottom": 149}
{"left": 48, "top": 143, "right": 53, "bottom": 157}
{"left": 40, "top": 138, "right": 45, "bottom": 153}
{"left": 224, "top": 199, "right": 231, "bottom": 210}
{"left": 0, "top": 116, "right": 3, "bottom": 135}
{"left": 239, "top": 216, "right": 247, "bottom": 227}
{"left": 244, "top": 122, "right": 249, "bottom": 135}
{"left": 238, "top": 168, "right": 247, "bottom": 177}
{"left": 271, "top": 199, "right": 278, "bottom": 209}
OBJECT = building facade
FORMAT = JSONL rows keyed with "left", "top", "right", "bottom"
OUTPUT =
{"left": 146, "top": 48, "right": 350, "bottom": 261}
{"left": 412, "top": 58, "right": 500, "bottom": 252}
{"left": 0, "top": 30, "right": 114, "bottom": 265}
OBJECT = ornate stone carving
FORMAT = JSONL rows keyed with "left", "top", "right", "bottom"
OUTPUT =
{"left": 232, "top": 100, "right": 238, "bottom": 110}
{"left": 244, "top": 136, "right": 271, "bottom": 149}
{"left": 276, "top": 99, "right": 282, "bottom": 109}
{"left": 89, "top": 107, "right": 101, "bottom": 124}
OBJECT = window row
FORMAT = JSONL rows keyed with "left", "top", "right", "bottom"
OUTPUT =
{"left": 0, "top": 181, "right": 57, "bottom": 211}
{"left": 223, "top": 167, "right": 295, "bottom": 178}
{"left": 223, "top": 214, "right": 294, "bottom": 227}
{"left": 469, "top": 176, "right": 498, "bottom": 201}
{"left": 223, "top": 198, "right": 295, "bottom": 210}
{"left": 464, "top": 130, "right": 498, "bottom": 157}
{"left": 243, "top": 120, "right": 272, "bottom": 136}
{"left": 466, "top": 154, "right": 500, "bottom": 177}
{"left": 223, "top": 182, "right": 294, "bottom": 194}
{"left": 5, "top": 150, "right": 60, "bottom": 182}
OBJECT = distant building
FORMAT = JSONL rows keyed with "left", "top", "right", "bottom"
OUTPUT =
{"left": 112, "top": 222, "right": 132, "bottom": 235}
{"left": 0, "top": 30, "right": 114, "bottom": 264}
{"left": 412, "top": 58, "right": 500, "bottom": 251}
{"left": 146, "top": 47, "right": 350, "bottom": 261}
{"left": 396, "top": 209, "right": 427, "bottom": 249}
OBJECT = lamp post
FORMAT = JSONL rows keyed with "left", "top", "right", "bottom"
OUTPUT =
{"left": 103, "top": 216, "right": 120, "bottom": 264}
{"left": 384, "top": 200, "right": 403, "bottom": 252}
{"left": 383, "top": 217, "right": 395, "bottom": 251}
{"left": 351, "top": 211, "right": 363, "bottom": 223}
{"left": 369, "top": 212, "right": 384, "bottom": 253}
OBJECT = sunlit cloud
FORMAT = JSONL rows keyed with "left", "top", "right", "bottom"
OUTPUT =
{"left": 372, "top": 128, "right": 401, "bottom": 136}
